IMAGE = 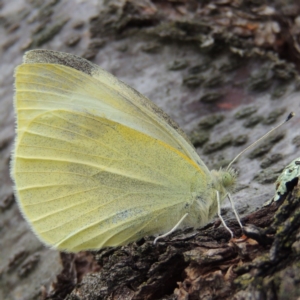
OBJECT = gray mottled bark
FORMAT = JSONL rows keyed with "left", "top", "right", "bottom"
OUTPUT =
{"left": 1, "top": 0, "right": 300, "bottom": 299}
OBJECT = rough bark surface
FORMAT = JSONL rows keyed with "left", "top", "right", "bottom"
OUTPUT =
{"left": 1, "top": 1, "right": 300, "bottom": 299}
{"left": 46, "top": 181, "right": 300, "bottom": 300}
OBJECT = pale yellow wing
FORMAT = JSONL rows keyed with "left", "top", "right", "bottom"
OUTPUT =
{"left": 17, "top": 49, "right": 209, "bottom": 174}
{"left": 13, "top": 109, "right": 207, "bottom": 251}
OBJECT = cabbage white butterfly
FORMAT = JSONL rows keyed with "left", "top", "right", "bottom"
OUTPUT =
{"left": 11, "top": 50, "right": 292, "bottom": 252}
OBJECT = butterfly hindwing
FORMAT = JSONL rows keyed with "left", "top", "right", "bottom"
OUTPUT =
{"left": 13, "top": 109, "right": 207, "bottom": 251}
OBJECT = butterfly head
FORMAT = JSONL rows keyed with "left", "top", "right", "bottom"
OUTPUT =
{"left": 211, "top": 168, "right": 237, "bottom": 195}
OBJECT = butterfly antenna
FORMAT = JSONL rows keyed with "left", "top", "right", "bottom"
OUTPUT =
{"left": 226, "top": 112, "right": 295, "bottom": 171}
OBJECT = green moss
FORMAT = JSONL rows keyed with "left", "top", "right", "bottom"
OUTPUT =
{"left": 234, "top": 273, "right": 254, "bottom": 288}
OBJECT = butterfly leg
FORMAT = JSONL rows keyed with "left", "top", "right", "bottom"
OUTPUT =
{"left": 216, "top": 191, "right": 234, "bottom": 238}
{"left": 153, "top": 213, "right": 189, "bottom": 244}
{"left": 227, "top": 193, "right": 243, "bottom": 229}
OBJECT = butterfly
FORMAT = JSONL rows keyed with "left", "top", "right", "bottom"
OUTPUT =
{"left": 12, "top": 49, "right": 277, "bottom": 252}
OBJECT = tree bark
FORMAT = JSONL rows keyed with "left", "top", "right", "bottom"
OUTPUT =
{"left": 49, "top": 182, "right": 300, "bottom": 300}
{"left": 1, "top": 1, "right": 300, "bottom": 299}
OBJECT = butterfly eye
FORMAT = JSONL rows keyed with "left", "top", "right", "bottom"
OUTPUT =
{"left": 221, "top": 172, "right": 236, "bottom": 189}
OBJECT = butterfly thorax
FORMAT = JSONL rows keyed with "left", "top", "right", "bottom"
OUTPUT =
{"left": 196, "top": 168, "right": 236, "bottom": 221}
{"left": 186, "top": 168, "right": 237, "bottom": 227}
